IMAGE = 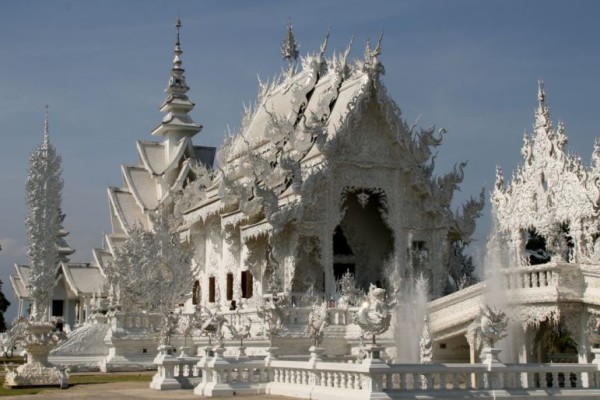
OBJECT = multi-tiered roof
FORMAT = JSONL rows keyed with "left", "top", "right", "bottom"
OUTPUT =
{"left": 93, "top": 18, "right": 215, "bottom": 273}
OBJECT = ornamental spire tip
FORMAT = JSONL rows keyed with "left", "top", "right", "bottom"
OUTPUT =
{"left": 537, "top": 79, "right": 545, "bottom": 103}
{"left": 43, "top": 104, "right": 50, "bottom": 146}
{"left": 175, "top": 15, "right": 181, "bottom": 46}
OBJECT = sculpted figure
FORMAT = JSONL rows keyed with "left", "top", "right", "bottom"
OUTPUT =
{"left": 306, "top": 302, "right": 329, "bottom": 347}
{"left": 199, "top": 308, "right": 227, "bottom": 346}
{"left": 353, "top": 284, "right": 396, "bottom": 344}
{"left": 256, "top": 295, "right": 288, "bottom": 346}
{"left": 479, "top": 305, "right": 508, "bottom": 348}
{"left": 587, "top": 314, "right": 600, "bottom": 345}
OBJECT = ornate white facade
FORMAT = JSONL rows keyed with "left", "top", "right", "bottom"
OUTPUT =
{"left": 176, "top": 35, "right": 484, "bottom": 312}
{"left": 27, "top": 19, "right": 600, "bottom": 379}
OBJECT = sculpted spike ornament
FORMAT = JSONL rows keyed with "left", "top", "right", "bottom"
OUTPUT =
{"left": 357, "top": 191, "right": 370, "bottom": 208}
{"left": 281, "top": 19, "right": 299, "bottom": 77}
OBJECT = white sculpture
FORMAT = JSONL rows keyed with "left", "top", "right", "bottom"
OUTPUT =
{"left": 6, "top": 109, "right": 69, "bottom": 387}
{"left": 419, "top": 315, "right": 433, "bottom": 364}
{"left": 587, "top": 314, "right": 600, "bottom": 345}
{"left": 25, "top": 107, "right": 63, "bottom": 322}
{"left": 256, "top": 295, "right": 288, "bottom": 347}
{"left": 305, "top": 301, "right": 329, "bottom": 348}
{"left": 353, "top": 284, "right": 396, "bottom": 344}
{"left": 478, "top": 305, "right": 508, "bottom": 348}
{"left": 337, "top": 271, "right": 363, "bottom": 307}
{"left": 199, "top": 307, "right": 227, "bottom": 346}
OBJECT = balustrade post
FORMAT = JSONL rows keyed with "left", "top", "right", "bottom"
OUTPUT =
{"left": 150, "top": 344, "right": 182, "bottom": 390}
{"left": 481, "top": 347, "right": 505, "bottom": 389}
{"left": 194, "top": 345, "right": 235, "bottom": 396}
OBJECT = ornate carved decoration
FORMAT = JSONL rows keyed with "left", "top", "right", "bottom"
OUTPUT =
{"left": 493, "top": 82, "right": 600, "bottom": 264}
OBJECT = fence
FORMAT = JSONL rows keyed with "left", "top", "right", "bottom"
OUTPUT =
{"left": 151, "top": 345, "right": 600, "bottom": 399}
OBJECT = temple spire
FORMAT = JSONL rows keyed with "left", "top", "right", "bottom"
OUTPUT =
{"left": 43, "top": 104, "right": 50, "bottom": 149}
{"left": 151, "top": 16, "right": 202, "bottom": 139}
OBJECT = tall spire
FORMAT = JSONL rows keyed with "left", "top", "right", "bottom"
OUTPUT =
{"left": 43, "top": 104, "right": 50, "bottom": 149}
{"left": 167, "top": 15, "right": 188, "bottom": 97}
{"left": 151, "top": 16, "right": 202, "bottom": 138}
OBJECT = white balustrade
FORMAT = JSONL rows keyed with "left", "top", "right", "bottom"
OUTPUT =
{"left": 152, "top": 348, "right": 600, "bottom": 398}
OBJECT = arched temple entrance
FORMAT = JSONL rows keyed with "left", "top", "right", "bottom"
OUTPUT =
{"left": 333, "top": 189, "right": 394, "bottom": 292}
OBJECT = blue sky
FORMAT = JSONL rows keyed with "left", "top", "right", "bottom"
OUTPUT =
{"left": 1, "top": 0, "right": 600, "bottom": 321}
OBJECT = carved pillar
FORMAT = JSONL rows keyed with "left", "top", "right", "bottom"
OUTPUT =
{"left": 322, "top": 229, "right": 335, "bottom": 299}
{"left": 283, "top": 230, "right": 299, "bottom": 294}
{"left": 432, "top": 233, "right": 447, "bottom": 297}
{"left": 560, "top": 306, "right": 590, "bottom": 386}
{"left": 511, "top": 230, "right": 526, "bottom": 268}
{"left": 465, "top": 330, "right": 478, "bottom": 364}
{"left": 577, "top": 312, "right": 591, "bottom": 388}
{"left": 571, "top": 220, "right": 584, "bottom": 263}
{"left": 465, "top": 329, "right": 479, "bottom": 388}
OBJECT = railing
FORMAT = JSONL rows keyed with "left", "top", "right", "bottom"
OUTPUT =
{"left": 111, "top": 311, "right": 163, "bottom": 331}
{"left": 152, "top": 348, "right": 600, "bottom": 398}
{"left": 380, "top": 363, "right": 599, "bottom": 391}
{"left": 504, "top": 264, "right": 559, "bottom": 290}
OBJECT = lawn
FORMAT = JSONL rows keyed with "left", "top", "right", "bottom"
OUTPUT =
{"left": 0, "top": 372, "right": 153, "bottom": 397}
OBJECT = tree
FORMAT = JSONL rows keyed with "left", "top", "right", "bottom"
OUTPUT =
{"left": 0, "top": 280, "right": 11, "bottom": 332}
{"left": 25, "top": 110, "right": 63, "bottom": 322}
{"left": 109, "top": 208, "right": 193, "bottom": 344}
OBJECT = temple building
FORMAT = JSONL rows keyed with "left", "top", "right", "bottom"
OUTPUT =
{"left": 70, "top": 19, "right": 488, "bottom": 367}
{"left": 16, "top": 18, "right": 600, "bottom": 374}
{"left": 92, "top": 20, "right": 483, "bottom": 311}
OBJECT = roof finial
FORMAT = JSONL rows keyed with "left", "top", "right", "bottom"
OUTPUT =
{"left": 281, "top": 19, "right": 299, "bottom": 67}
{"left": 374, "top": 30, "right": 384, "bottom": 58}
{"left": 166, "top": 15, "right": 188, "bottom": 95}
{"left": 175, "top": 15, "right": 181, "bottom": 46}
{"left": 537, "top": 79, "right": 545, "bottom": 104}
{"left": 318, "top": 28, "right": 330, "bottom": 61}
{"left": 43, "top": 104, "right": 50, "bottom": 148}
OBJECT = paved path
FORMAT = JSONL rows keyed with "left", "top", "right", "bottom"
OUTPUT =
{"left": 2, "top": 381, "right": 298, "bottom": 400}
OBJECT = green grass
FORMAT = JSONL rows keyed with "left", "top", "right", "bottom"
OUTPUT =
{"left": 0, "top": 357, "right": 25, "bottom": 365}
{"left": 0, "top": 372, "right": 153, "bottom": 396}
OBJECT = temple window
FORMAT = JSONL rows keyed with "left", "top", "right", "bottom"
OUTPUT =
{"left": 226, "top": 273, "right": 234, "bottom": 301}
{"left": 208, "top": 276, "right": 216, "bottom": 303}
{"left": 241, "top": 270, "right": 253, "bottom": 299}
{"left": 192, "top": 280, "right": 200, "bottom": 305}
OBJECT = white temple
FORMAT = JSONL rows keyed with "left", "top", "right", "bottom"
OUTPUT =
{"left": 11, "top": 19, "right": 600, "bottom": 398}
